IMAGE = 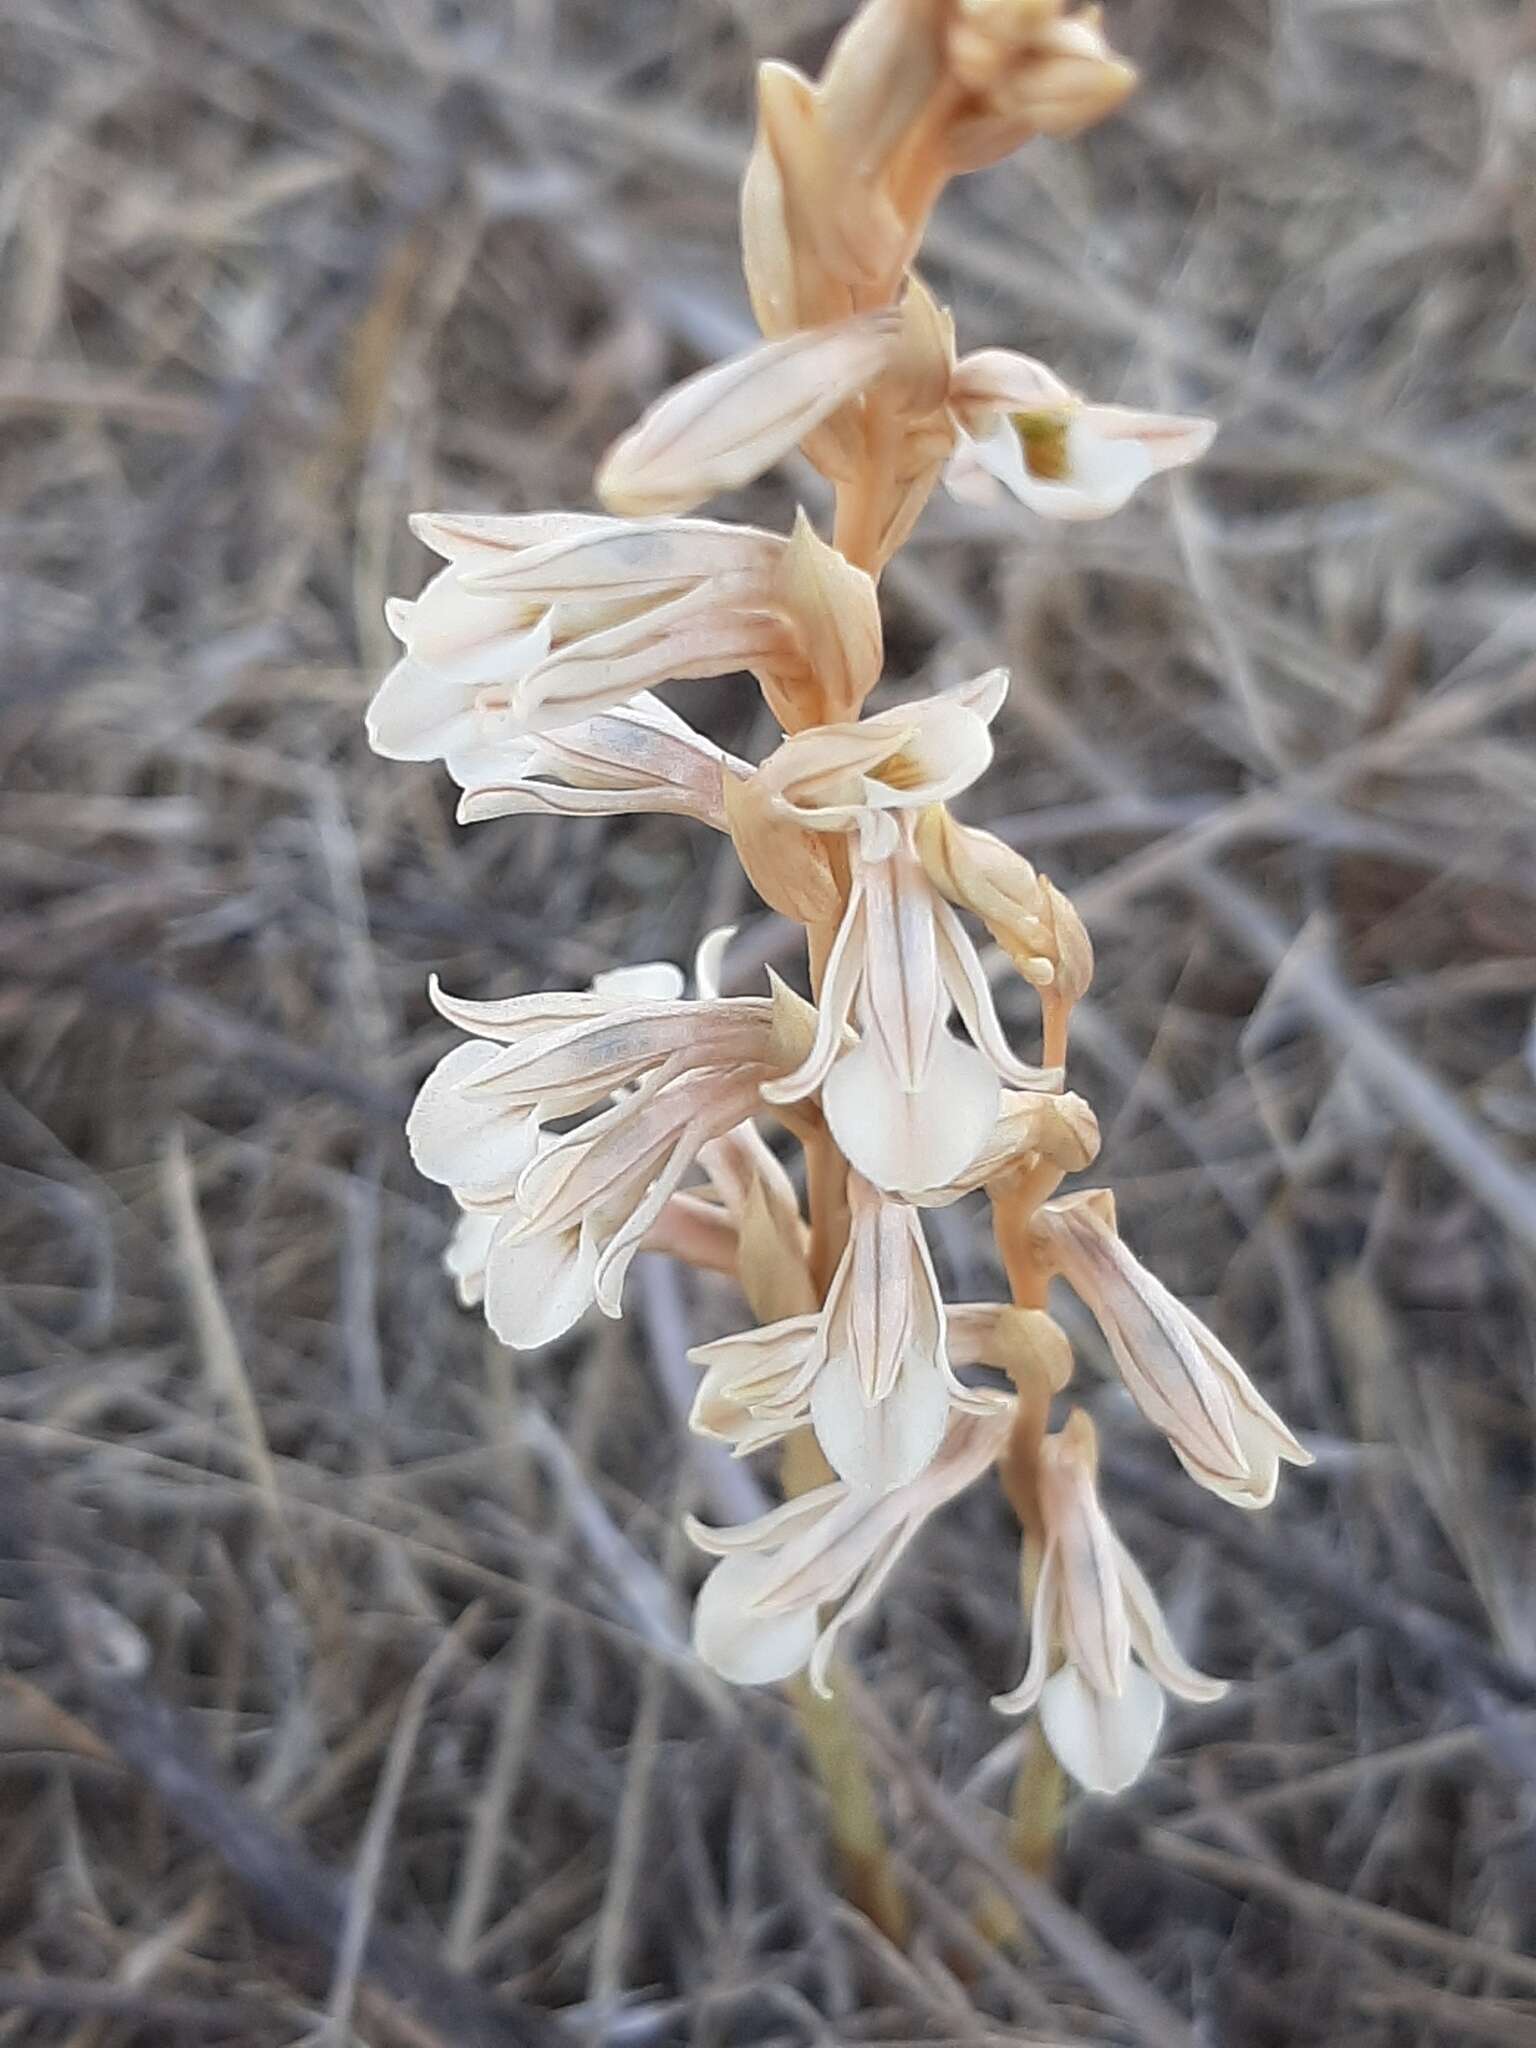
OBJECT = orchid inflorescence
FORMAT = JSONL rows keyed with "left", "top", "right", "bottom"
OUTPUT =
{"left": 369, "top": 0, "right": 1310, "bottom": 1798}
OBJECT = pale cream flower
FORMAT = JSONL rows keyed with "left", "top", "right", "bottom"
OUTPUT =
{"left": 762, "top": 806, "right": 1057, "bottom": 1194}
{"left": 1032, "top": 1192, "right": 1312, "bottom": 1509}
{"left": 720, "top": 673, "right": 996, "bottom": 928}
{"left": 995, "top": 1410, "right": 1226, "bottom": 1793}
{"left": 754, "top": 672, "right": 1007, "bottom": 836}
{"left": 692, "top": 1294, "right": 1063, "bottom": 1460}
{"left": 452, "top": 691, "right": 747, "bottom": 832}
{"left": 688, "top": 1174, "right": 1008, "bottom": 1491}
{"left": 946, "top": 349, "right": 1215, "bottom": 521}
{"left": 366, "top": 512, "right": 792, "bottom": 757}
{"left": 689, "top": 1406, "right": 1012, "bottom": 1691}
{"left": 596, "top": 312, "right": 903, "bottom": 517}
{"left": 409, "top": 966, "right": 812, "bottom": 1347}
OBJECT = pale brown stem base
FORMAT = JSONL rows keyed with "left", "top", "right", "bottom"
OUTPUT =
{"left": 789, "top": 1674, "right": 910, "bottom": 1944}
{"left": 986, "top": 1154, "right": 1074, "bottom": 1923}
{"left": 779, "top": 1425, "right": 907, "bottom": 1943}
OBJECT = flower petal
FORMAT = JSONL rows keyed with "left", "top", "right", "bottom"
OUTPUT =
{"left": 407, "top": 1041, "right": 541, "bottom": 1198}
{"left": 809, "top": 1348, "right": 951, "bottom": 1492}
{"left": 365, "top": 655, "right": 484, "bottom": 763}
{"left": 823, "top": 1025, "right": 998, "bottom": 1194}
{"left": 683, "top": 1485, "right": 842, "bottom": 1558}
{"left": 1113, "top": 1538, "right": 1227, "bottom": 1705}
{"left": 962, "top": 415, "right": 1155, "bottom": 522}
{"left": 692, "top": 1555, "right": 820, "bottom": 1685}
{"left": 991, "top": 1545, "right": 1059, "bottom": 1715}
{"left": 948, "top": 348, "right": 1078, "bottom": 421}
{"left": 1040, "top": 1662, "right": 1165, "bottom": 1794}
{"left": 483, "top": 1215, "right": 599, "bottom": 1349}
{"left": 1079, "top": 404, "right": 1216, "bottom": 474}
{"left": 591, "top": 961, "right": 687, "bottom": 1004}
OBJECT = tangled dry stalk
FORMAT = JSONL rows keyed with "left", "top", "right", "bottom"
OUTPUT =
{"left": 3, "top": 1, "right": 1535, "bottom": 2043}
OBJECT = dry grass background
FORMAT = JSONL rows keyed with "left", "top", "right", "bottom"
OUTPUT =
{"left": 3, "top": 0, "right": 1536, "bottom": 2041}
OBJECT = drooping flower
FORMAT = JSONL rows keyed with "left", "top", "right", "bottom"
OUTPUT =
{"left": 1031, "top": 1191, "right": 1312, "bottom": 1509}
{"left": 366, "top": 512, "right": 794, "bottom": 758}
{"left": 409, "top": 966, "right": 815, "bottom": 1347}
{"left": 689, "top": 1405, "right": 1012, "bottom": 1692}
{"left": 368, "top": 506, "right": 885, "bottom": 750}
{"left": 688, "top": 1174, "right": 1008, "bottom": 1490}
{"left": 452, "top": 690, "right": 747, "bottom": 831}
{"left": 754, "top": 682, "right": 1057, "bottom": 1192}
{"left": 995, "top": 1410, "right": 1226, "bottom": 1793}
{"left": 945, "top": 349, "right": 1215, "bottom": 521}
{"left": 596, "top": 312, "right": 903, "bottom": 517}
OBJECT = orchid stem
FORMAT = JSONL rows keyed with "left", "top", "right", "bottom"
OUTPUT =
{"left": 984, "top": 1161, "right": 1071, "bottom": 1932}
{"left": 779, "top": 1428, "right": 909, "bottom": 1946}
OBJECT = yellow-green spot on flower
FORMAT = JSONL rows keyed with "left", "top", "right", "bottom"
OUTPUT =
{"left": 1011, "top": 409, "right": 1073, "bottom": 481}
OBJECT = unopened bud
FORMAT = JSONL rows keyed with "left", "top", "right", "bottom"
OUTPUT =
{"left": 915, "top": 806, "right": 1054, "bottom": 983}
{"left": 746, "top": 63, "right": 908, "bottom": 334}
{"left": 948, "top": 1302, "right": 1074, "bottom": 1392}
{"left": 818, "top": 0, "right": 946, "bottom": 177}
{"left": 1038, "top": 875, "right": 1093, "bottom": 1006}
{"left": 942, "top": 5, "right": 1136, "bottom": 169}
{"left": 948, "top": 0, "right": 1065, "bottom": 91}
{"left": 1001, "top": 9, "right": 1136, "bottom": 129}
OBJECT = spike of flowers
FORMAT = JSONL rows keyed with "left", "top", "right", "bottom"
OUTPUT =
{"left": 368, "top": 0, "right": 1304, "bottom": 1828}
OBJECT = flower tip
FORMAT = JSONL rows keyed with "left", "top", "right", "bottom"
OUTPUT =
{"left": 954, "top": 664, "right": 1011, "bottom": 725}
{"left": 592, "top": 456, "right": 661, "bottom": 520}
{"left": 407, "top": 511, "right": 459, "bottom": 555}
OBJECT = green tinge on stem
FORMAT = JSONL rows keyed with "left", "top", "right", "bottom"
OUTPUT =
{"left": 790, "top": 1672, "right": 910, "bottom": 1945}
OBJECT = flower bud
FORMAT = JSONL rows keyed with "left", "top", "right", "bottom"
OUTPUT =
{"left": 997, "top": 12, "right": 1137, "bottom": 137}
{"left": 942, "top": 5, "right": 1136, "bottom": 170}
{"left": 915, "top": 806, "right": 1055, "bottom": 983}
{"left": 946, "top": 1302, "right": 1073, "bottom": 1392}
{"left": 947, "top": 0, "right": 1064, "bottom": 91}
{"left": 817, "top": 0, "right": 946, "bottom": 178}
